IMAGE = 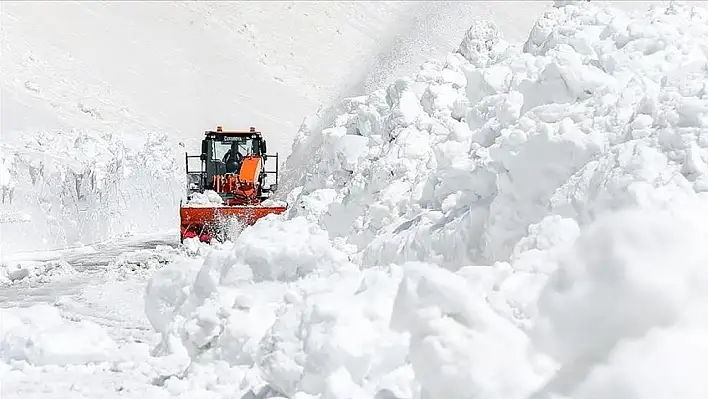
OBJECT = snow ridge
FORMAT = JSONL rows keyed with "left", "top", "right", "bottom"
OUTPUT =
{"left": 150, "top": 2, "right": 708, "bottom": 398}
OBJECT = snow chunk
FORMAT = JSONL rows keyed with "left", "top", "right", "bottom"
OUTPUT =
{"left": 257, "top": 266, "right": 410, "bottom": 398}
{"left": 262, "top": 198, "right": 288, "bottom": 207}
{"left": 391, "top": 262, "right": 544, "bottom": 399}
{"left": 187, "top": 190, "right": 224, "bottom": 205}
{"left": 145, "top": 256, "right": 205, "bottom": 335}
{"left": 456, "top": 20, "right": 510, "bottom": 68}
{"left": 0, "top": 259, "right": 77, "bottom": 285}
{"left": 1, "top": 304, "right": 118, "bottom": 366}
{"left": 386, "top": 78, "right": 423, "bottom": 129}
{"left": 228, "top": 215, "right": 354, "bottom": 282}
{"left": 333, "top": 133, "right": 370, "bottom": 172}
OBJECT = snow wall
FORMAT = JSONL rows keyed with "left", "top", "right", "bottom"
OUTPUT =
{"left": 149, "top": 2, "right": 708, "bottom": 398}
{"left": 0, "top": 130, "right": 184, "bottom": 254}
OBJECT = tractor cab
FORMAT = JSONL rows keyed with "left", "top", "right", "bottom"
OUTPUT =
{"left": 202, "top": 126, "right": 267, "bottom": 179}
{"left": 184, "top": 126, "right": 279, "bottom": 203}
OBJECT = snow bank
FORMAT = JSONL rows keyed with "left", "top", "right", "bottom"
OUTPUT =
{"left": 283, "top": 0, "right": 708, "bottom": 271}
{"left": 151, "top": 2, "right": 708, "bottom": 398}
{"left": 1, "top": 304, "right": 118, "bottom": 366}
{"left": 0, "top": 129, "right": 184, "bottom": 255}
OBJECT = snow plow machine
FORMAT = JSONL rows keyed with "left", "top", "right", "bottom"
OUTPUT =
{"left": 179, "top": 126, "right": 287, "bottom": 243}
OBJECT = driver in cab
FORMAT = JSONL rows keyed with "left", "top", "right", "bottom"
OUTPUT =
{"left": 223, "top": 142, "right": 243, "bottom": 174}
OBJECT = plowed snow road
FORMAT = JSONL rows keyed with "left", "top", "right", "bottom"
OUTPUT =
{"left": 0, "top": 232, "right": 178, "bottom": 345}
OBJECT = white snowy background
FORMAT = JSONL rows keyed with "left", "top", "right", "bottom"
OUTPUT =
{"left": 2, "top": 1, "right": 708, "bottom": 398}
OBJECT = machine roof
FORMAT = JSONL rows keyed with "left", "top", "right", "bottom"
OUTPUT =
{"left": 205, "top": 126, "right": 262, "bottom": 136}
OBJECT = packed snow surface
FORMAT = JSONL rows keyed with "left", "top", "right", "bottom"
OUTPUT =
{"left": 0, "top": 233, "right": 222, "bottom": 399}
{"left": 145, "top": 2, "right": 708, "bottom": 398}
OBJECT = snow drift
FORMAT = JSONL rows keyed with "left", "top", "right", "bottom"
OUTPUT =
{"left": 149, "top": 2, "right": 708, "bottom": 398}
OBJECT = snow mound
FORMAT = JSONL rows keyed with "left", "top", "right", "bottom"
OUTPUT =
{"left": 227, "top": 215, "right": 354, "bottom": 283}
{"left": 1, "top": 304, "right": 118, "bottom": 366}
{"left": 530, "top": 204, "right": 708, "bottom": 398}
{"left": 147, "top": 218, "right": 414, "bottom": 397}
{"left": 390, "top": 262, "right": 545, "bottom": 399}
{"left": 180, "top": 236, "right": 217, "bottom": 257}
{"left": 0, "top": 259, "right": 77, "bottom": 285}
{"left": 152, "top": 2, "right": 708, "bottom": 398}
{"left": 149, "top": 216, "right": 356, "bottom": 351}
{"left": 146, "top": 216, "right": 368, "bottom": 396}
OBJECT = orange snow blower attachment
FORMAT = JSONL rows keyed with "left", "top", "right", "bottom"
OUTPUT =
{"left": 180, "top": 126, "right": 287, "bottom": 243}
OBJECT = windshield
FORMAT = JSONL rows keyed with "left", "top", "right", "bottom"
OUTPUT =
{"left": 211, "top": 137, "right": 256, "bottom": 161}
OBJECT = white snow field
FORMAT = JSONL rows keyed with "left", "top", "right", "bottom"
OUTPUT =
{"left": 4, "top": 1, "right": 708, "bottom": 399}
